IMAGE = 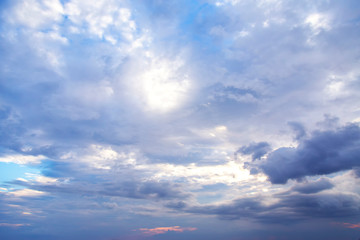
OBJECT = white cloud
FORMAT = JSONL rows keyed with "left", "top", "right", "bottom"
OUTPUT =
{"left": 3, "top": 1, "right": 67, "bottom": 71}
{"left": 0, "top": 154, "right": 46, "bottom": 165}
{"left": 28, "top": 30, "right": 68, "bottom": 69}
{"left": 33, "top": 175, "right": 59, "bottom": 184}
{"left": 60, "top": 144, "right": 139, "bottom": 169}
{"left": 305, "top": 12, "right": 332, "bottom": 45}
{"left": 64, "top": 0, "right": 136, "bottom": 43}
{"left": 8, "top": 0, "right": 64, "bottom": 29}
{"left": 214, "top": 0, "right": 241, "bottom": 6}
{"left": 58, "top": 142, "right": 252, "bottom": 186}
{"left": 305, "top": 13, "right": 331, "bottom": 33}
{"left": 34, "top": 30, "right": 68, "bottom": 45}
{"left": 236, "top": 30, "right": 250, "bottom": 37}
{"left": 8, "top": 189, "right": 46, "bottom": 197}
{"left": 144, "top": 160, "right": 253, "bottom": 185}
{"left": 324, "top": 70, "right": 360, "bottom": 100}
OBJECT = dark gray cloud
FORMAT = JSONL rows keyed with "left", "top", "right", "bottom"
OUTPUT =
{"left": 188, "top": 197, "right": 268, "bottom": 221}
{"left": 237, "top": 142, "right": 271, "bottom": 161}
{"left": 186, "top": 191, "right": 360, "bottom": 223}
{"left": 165, "top": 201, "right": 187, "bottom": 209}
{"left": 259, "top": 124, "right": 360, "bottom": 184}
{"left": 288, "top": 121, "right": 307, "bottom": 141}
{"left": 292, "top": 178, "right": 334, "bottom": 194}
{"left": 277, "top": 193, "right": 360, "bottom": 219}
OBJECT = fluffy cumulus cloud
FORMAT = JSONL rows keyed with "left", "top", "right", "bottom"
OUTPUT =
{"left": 0, "top": 0, "right": 360, "bottom": 240}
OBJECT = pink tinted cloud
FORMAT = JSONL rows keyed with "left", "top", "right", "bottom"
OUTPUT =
{"left": 333, "top": 222, "right": 360, "bottom": 229}
{"left": 138, "top": 226, "right": 197, "bottom": 236}
{"left": 342, "top": 222, "right": 360, "bottom": 229}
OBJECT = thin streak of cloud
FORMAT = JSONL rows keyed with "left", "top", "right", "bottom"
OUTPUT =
{"left": 137, "top": 226, "right": 197, "bottom": 236}
{"left": 8, "top": 189, "right": 46, "bottom": 197}
{"left": 342, "top": 222, "right": 360, "bottom": 229}
{"left": 0, "top": 223, "right": 30, "bottom": 227}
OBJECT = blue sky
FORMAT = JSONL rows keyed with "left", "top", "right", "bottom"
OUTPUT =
{"left": 1, "top": 0, "right": 360, "bottom": 239}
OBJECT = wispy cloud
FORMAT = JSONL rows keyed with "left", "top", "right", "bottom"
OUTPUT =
{"left": 0, "top": 223, "right": 30, "bottom": 227}
{"left": 0, "top": 154, "right": 46, "bottom": 165}
{"left": 342, "top": 222, "right": 360, "bottom": 229}
{"left": 8, "top": 189, "right": 46, "bottom": 198}
{"left": 138, "top": 226, "right": 197, "bottom": 236}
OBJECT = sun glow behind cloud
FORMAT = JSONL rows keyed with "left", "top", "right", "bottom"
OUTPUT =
{"left": 137, "top": 57, "right": 191, "bottom": 113}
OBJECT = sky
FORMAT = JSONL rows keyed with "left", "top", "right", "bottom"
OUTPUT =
{"left": 0, "top": 0, "right": 360, "bottom": 239}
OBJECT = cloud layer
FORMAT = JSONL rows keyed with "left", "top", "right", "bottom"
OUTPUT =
{"left": 0, "top": 0, "right": 360, "bottom": 240}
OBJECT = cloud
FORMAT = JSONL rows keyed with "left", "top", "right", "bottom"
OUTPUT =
{"left": 209, "top": 84, "right": 260, "bottom": 104}
{"left": 353, "top": 168, "right": 360, "bottom": 178}
{"left": 188, "top": 197, "right": 269, "bottom": 221}
{"left": 288, "top": 121, "right": 307, "bottom": 141}
{"left": 165, "top": 201, "right": 187, "bottom": 209}
{"left": 0, "top": 0, "right": 360, "bottom": 239}
{"left": 237, "top": 142, "right": 271, "bottom": 161}
{"left": 0, "top": 223, "right": 30, "bottom": 227}
{"left": 12, "top": 173, "right": 189, "bottom": 201}
{"left": 341, "top": 222, "right": 360, "bottom": 229}
{"left": 0, "top": 153, "right": 46, "bottom": 165}
{"left": 305, "top": 13, "right": 331, "bottom": 34}
{"left": 292, "top": 178, "right": 334, "bottom": 194}
{"left": 278, "top": 193, "right": 360, "bottom": 219}
{"left": 138, "top": 226, "right": 197, "bottom": 236}
{"left": 186, "top": 191, "right": 360, "bottom": 223}
{"left": 63, "top": 0, "right": 137, "bottom": 42}
{"left": 6, "top": 0, "right": 64, "bottom": 29}
{"left": 128, "top": 55, "right": 191, "bottom": 113}
{"left": 258, "top": 123, "right": 360, "bottom": 184}
{"left": 8, "top": 189, "right": 46, "bottom": 198}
